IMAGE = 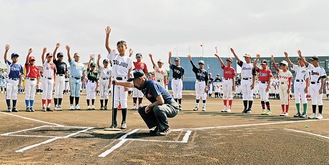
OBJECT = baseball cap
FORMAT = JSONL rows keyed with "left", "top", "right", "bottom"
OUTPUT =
{"left": 29, "top": 56, "right": 35, "bottom": 61}
{"left": 57, "top": 52, "right": 64, "bottom": 57}
{"left": 261, "top": 59, "right": 268, "bottom": 64}
{"left": 46, "top": 53, "right": 53, "bottom": 57}
{"left": 280, "top": 60, "right": 288, "bottom": 66}
{"left": 310, "top": 56, "right": 319, "bottom": 61}
{"left": 226, "top": 57, "right": 233, "bottom": 62}
{"left": 157, "top": 59, "right": 164, "bottom": 63}
{"left": 243, "top": 53, "right": 251, "bottom": 58}
{"left": 90, "top": 63, "right": 96, "bottom": 67}
{"left": 174, "top": 57, "right": 180, "bottom": 61}
{"left": 136, "top": 53, "right": 142, "bottom": 57}
{"left": 127, "top": 70, "right": 145, "bottom": 82}
{"left": 11, "top": 53, "right": 19, "bottom": 58}
{"left": 198, "top": 60, "right": 205, "bottom": 65}
{"left": 103, "top": 59, "right": 109, "bottom": 63}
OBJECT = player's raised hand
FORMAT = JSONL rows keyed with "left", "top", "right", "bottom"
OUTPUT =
{"left": 284, "top": 52, "right": 288, "bottom": 57}
{"left": 214, "top": 53, "right": 219, "bottom": 58}
{"left": 149, "top": 53, "right": 153, "bottom": 58}
{"left": 98, "top": 54, "right": 101, "bottom": 59}
{"left": 256, "top": 54, "right": 260, "bottom": 59}
{"left": 56, "top": 43, "right": 60, "bottom": 48}
{"left": 129, "top": 49, "right": 133, "bottom": 56}
{"left": 105, "top": 26, "right": 111, "bottom": 34}
{"left": 169, "top": 51, "right": 172, "bottom": 57}
{"left": 271, "top": 55, "right": 274, "bottom": 61}
{"left": 5, "top": 44, "right": 10, "bottom": 51}
{"left": 28, "top": 48, "right": 33, "bottom": 54}
{"left": 90, "top": 54, "right": 94, "bottom": 60}
{"left": 43, "top": 47, "right": 47, "bottom": 54}
{"left": 66, "top": 45, "right": 70, "bottom": 51}
{"left": 297, "top": 50, "right": 302, "bottom": 56}
{"left": 187, "top": 54, "right": 192, "bottom": 61}
{"left": 230, "top": 48, "right": 234, "bottom": 53}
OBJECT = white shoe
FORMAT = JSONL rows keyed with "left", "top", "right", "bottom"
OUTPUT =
{"left": 132, "top": 104, "right": 137, "bottom": 110}
{"left": 54, "top": 106, "right": 59, "bottom": 111}
{"left": 70, "top": 105, "right": 75, "bottom": 110}
{"left": 75, "top": 105, "right": 81, "bottom": 110}
{"left": 193, "top": 106, "right": 198, "bottom": 111}
{"left": 42, "top": 106, "right": 46, "bottom": 112}
{"left": 308, "top": 113, "right": 316, "bottom": 119}
{"left": 87, "top": 106, "right": 91, "bottom": 110}
{"left": 91, "top": 105, "right": 95, "bottom": 110}
{"left": 138, "top": 104, "right": 142, "bottom": 108}
{"left": 58, "top": 106, "right": 62, "bottom": 110}
{"left": 279, "top": 112, "right": 285, "bottom": 116}
{"left": 202, "top": 106, "right": 206, "bottom": 111}
{"left": 226, "top": 108, "right": 231, "bottom": 113}
{"left": 221, "top": 107, "right": 227, "bottom": 112}
{"left": 283, "top": 113, "right": 289, "bottom": 116}
{"left": 316, "top": 113, "right": 323, "bottom": 120}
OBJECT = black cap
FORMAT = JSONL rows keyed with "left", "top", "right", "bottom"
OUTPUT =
{"left": 11, "top": 53, "right": 19, "bottom": 58}
{"left": 90, "top": 63, "right": 96, "bottom": 67}
{"left": 57, "top": 52, "right": 64, "bottom": 57}
{"left": 127, "top": 70, "right": 145, "bottom": 82}
{"left": 103, "top": 59, "right": 109, "bottom": 63}
{"left": 310, "top": 56, "right": 319, "bottom": 61}
{"left": 136, "top": 53, "right": 142, "bottom": 57}
{"left": 261, "top": 59, "right": 268, "bottom": 64}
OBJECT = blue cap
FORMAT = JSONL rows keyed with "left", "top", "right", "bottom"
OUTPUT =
{"left": 11, "top": 53, "right": 19, "bottom": 58}
{"left": 127, "top": 70, "right": 145, "bottom": 82}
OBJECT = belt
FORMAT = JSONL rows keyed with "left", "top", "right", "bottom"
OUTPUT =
{"left": 173, "top": 78, "right": 181, "bottom": 80}
{"left": 44, "top": 77, "right": 52, "bottom": 80}
{"left": 102, "top": 78, "right": 110, "bottom": 80}
{"left": 242, "top": 77, "right": 252, "bottom": 80}
{"left": 295, "top": 79, "right": 304, "bottom": 82}
{"left": 89, "top": 80, "right": 97, "bottom": 83}
{"left": 281, "top": 82, "right": 285, "bottom": 84}
{"left": 311, "top": 81, "right": 319, "bottom": 84}
{"left": 261, "top": 81, "right": 267, "bottom": 84}
{"left": 56, "top": 74, "right": 64, "bottom": 76}
{"left": 28, "top": 78, "right": 36, "bottom": 81}
{"left": 9, "top": 78, "right": 19, "bottom": 81}
{"left": 224, "top": 78, "right": 232, "bottom": 80}
{"left": 157, "top": 80, "right": 163, "bottom": 82}
{"left": 71, "top": 76, "right": 81, "bottom": 80}
{"left": 196, "top": 79, "right": 205, "bottom": 82}
{"left": 116, "top": 77, "right": 126, "bottom": 80}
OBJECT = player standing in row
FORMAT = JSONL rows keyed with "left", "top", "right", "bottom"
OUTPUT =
{"left": 215, "top": 53, "right": 236, "bottom": 112}
{"left": 4, "top": 44, "right": 23, "bottom": 112}
{"left": 213, "top": 74, "right": 222, "bottom": 98}
{"left": 105, "top": 26, "right": 133, "bottom": 129}
{"left": 298, "top": 51, "right": 327, "bottom": 119}
{"left": 53, "top": 43, "right": 68, "bottom": 111}
{"left": 271, "top": 55, "right": 292, "bottom": 116}
{"left": 254, "top": 54, "right": 272, "bottom": 115}
{"left": 86, "top": 55, "right": 99, "bottom": 110}
{"left": 41, "top": 48, "right": 56, "bottom": 112}
{"left": 187, "top": 55, "right": 209, "bottom": 111}
{"left": 326, "top": 77, "right": 329, "bottom": 99}
{"left": 207, "top": 73, "right": 214, "bottom": 98}
{"left": 66, "top": 45, "right": 84, "bottom": 110}
{"left": 24, "top": 48, "right": 40, "bottom": 112}
{"left": 132, "top": 52, "right": 148, "bottom": 110}
{"left": 285, "top": 51, "right": 309, "bottom": 118}
{"left": 168, "top": 51, "right": 184, "bottom": 110}
{"left": 231, "top": 48, "right": 255, "bottom": 113}
{"left": 97, "top": 54, "right": 112, "bottom": 110}
{"left": 149, "top": 54, "right": 167, "bottom": 87}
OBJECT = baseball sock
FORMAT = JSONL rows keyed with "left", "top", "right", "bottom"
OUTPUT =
{"left": 266, "top": 102, "right": 270, "bottom": 110}
{"left": 178, "top": 99, "right": 182, "bottom": 105}
{"left": 195, "top": 99, "right": 200, "bottom": 107}
{"left": 100, "top": 99, "right": 104, "bottom": 107}
{"left": 302, "top": 103, "right": 307, "bottom": 114}
{"left": 243, "top": 100, "right": 247, "bottom": 110}
{"left": 47, "top": 99, "right": 52, "bottom": 107}
{"left": 133, "top": 98, "right": 137, "bottom": 104}
{"left": 223, "top": 100, "right": 227, "bottom": 107}
{"left": 285, "top": 104, "right": 289, "bottom": 113}
{"left": 105, "top": 99, "right": 108, "bottom": 106}
{"left": 319, "top": 105, "right": 323, "bottom": 114}
{"left": 248, "top": 100, "right": 253, "bottom": 110}
{"left": 261, "top": 101, "right": 265, "bottom": 109}
{"left": 6, "top": 99, "right": 10, "bottom": 108}
{"left": 92, "top": 99, "right": 95, "bottom": 106}
{"left": 296, "top": 103, "right": 300, "bottom": 113}
{"left": 138, "top": 98, "right": 143, "bottom": 105}
{"left": 228, "top": 100, "right": 233, "bottom": 109}
{"left": 70, "top": 96, "right": 74, "bottom": 105}
{"left": 58, "top": 98, "right": 62, "bottom": 106}
{"left": 30, "top": 100, "right": 34, "bottom": 108}
{"left": 202, "top": 100, "right": 206, "bottom": 107}
{"left": 54, "top": 98, "right": 58, "bottom": 106}
{"left": 281, "top": 104, "right": 285, "bottom": 113}
{"left": 174, "top": 99, "right": 178, "bottom": 102}
{"left": 112, "top": 108, "right": 118, "bottom": 126}
{"left": 13, "top": 100, "right": 17, "bottom": 108}
{"left": 42, "top": 99, "right": 46, "bottom": 107}
{"left": 25, "top": 100, "right": 29, "bottom": 107}
{"left": 75, "top": 97, "right": 80, "bottom": 106}
{"left": 87, "top": 99, "right": 90, "bottom": 106}
{"left": 312, "top": 105, "right": 316, "bottom": 114}
{"left": 122, "top": 108, "right": 127, "bottom": 123}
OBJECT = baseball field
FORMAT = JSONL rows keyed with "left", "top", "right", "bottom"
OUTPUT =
{"left": 0, "top": 92, "right": 328, "bottom": 165}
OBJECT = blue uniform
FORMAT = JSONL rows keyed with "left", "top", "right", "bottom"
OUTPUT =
{"left": 136, "top": 79, "right": 172, "bottom": 103}
{"left": 69, "top": 60, "right": 84, "bottom": 97}
{"left": 6, "top": 61, "right": 23, "bottom": 110}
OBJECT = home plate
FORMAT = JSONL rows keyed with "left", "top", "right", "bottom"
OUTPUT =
{"left": 91, "top": 129, "right": 121, "bottom": 134}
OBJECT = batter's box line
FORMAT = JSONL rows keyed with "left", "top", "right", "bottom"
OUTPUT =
{"left": 98, "top": 129, "right": 192, "bottom": 158}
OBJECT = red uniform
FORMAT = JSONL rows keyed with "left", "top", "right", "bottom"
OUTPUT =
{"left": 133, "top": 62, "right": 148, "bottom": 74}
{"left": 257, "top": 68, "right": 272, "bottom": 82}
{"left": 222, "top": 65, "right": 236, "bottom": 79}
{"left": 221, "top": 65, "right": 236, "bottom": 111}
{"left": 25, "top": 64, "right": 41, "bottom": 78}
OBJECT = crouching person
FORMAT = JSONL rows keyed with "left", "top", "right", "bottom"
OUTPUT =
{"left": 113, "top": 70, "right": 179, "bottom": 136}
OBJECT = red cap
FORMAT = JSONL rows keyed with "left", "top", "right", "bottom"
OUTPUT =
{"left": 29, "top": 56, "right": 35, "bottom": 61}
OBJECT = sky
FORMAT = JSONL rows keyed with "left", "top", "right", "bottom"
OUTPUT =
{"left": 0, "top": 0, "right": 328, "bottom": 70}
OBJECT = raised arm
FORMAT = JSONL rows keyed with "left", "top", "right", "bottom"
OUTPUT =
{"left": 214, "top": 53, "right": 225, "bottom": 67}
{"left": 87, "top": 54, "right": 93, "bottom": 69}
{"left": 41, "top": 47, "right": 47, "bottom": 64}
{"left": 105, "top": 26, "right": 111, "bottom": 53}
{"left": 253, "top": 54, "right": 260, "bottom": 70}
{"left": 66, "top": 45, "right": 72, "bottom": 62}
{"left": 129, "top": 49, "right": 133, "bottom": 57}
{"left": 284, "top": 52, "right": 294, "bottom": 66}
{"left": 297, "top": 50, "right": 308, "bottom": 67}
{"left": 97, "top": 54, "right": 101, "bottom": 68}
{"left": 53, "top": 43, "right": 60, "bottom": 61}
{"left": 25, "top": 48, "right": 32, "bottom": 65}
{"left": 4, "top": 44, "right": 10, "bottom": 62}
{"left": 149, "top": 53, "right": 156, "bottom": 68}
{"left": 168, "top": 51, "right": 172, "bottom": 66}
{"left": 230, "top": 48, "right": 241, "bottom": 63}
{"left": 271, "top": 55, "right": 279, "bottom": 72}
{"left": 187, "top": 54, "right": 197, "bottom": 70}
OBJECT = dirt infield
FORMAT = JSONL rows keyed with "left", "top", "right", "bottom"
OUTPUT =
{"left": 0, "top": 92, "right": 328, "bottom": 165}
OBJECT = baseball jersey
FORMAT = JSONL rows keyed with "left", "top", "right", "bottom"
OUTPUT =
{"left": 135, "top": 78, "right": 172, "bottom": 103}
{"left": 292, "top": 65, "right": 309, "bottom": 81}
{"left": 238, "top": 61, "right": 254, "bottom": 78}
{"left": 69, "top": 60, "right": 84, "bottom": 77}
{"left": 278, "top": 70, "right": 293, "bottom": 85}
{"left": 208, "top": 77, "right": 214, "bottom": 85}
{"left": 153, "top": 66, "right": 167, "bottom": 80}
{"left": 191, "top": 61, "right": 208, "bottom": 84}
{"left": 213, "top": 78, "right": 222, "bottom": 87}
{"left": 25, "top": 64, "right": 40, "bottom": 78}
{"left": 307, "top": 64, "right": 327, "bottom": 82}
{"left": 53, "top": 60, "right": 68, "bottom": 75}
{"left": 221, "top": 65, "right": 236, "bottom": 79}
{"left": 169, "top": 64, "right": 184, "bottom": 79}
{"left": 108, "top": 50, "right": 133, "bottom": 78}
{"left": 256, "top": 68, "right": 272, "bottom": 82}
{"left": 99, "top": 67, "right": 112, "bottom": 79}
{"left": 87, "top": 68, "right": 99, "bottom": 82}
{"left": 133, "top": 61, "right": 148, "bottom": 74}
{"left": 6, "top": 61, "right": 23, "bottom": 79}
{"left": 42, "top": 61, "right": 56, "bottom": 78}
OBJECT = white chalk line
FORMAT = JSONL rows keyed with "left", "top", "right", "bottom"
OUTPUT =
{"left": 15, "top": 127, "right": 94, "bottom": 153}
{"left": 1, "top": 125, "right": 49, "bottom": 136}
{"left": 182, "top": 130, "right": 192, "bottom": 143}
{"left": 0, "top": 111, "right": 64, "bottom": 127}
{"left": 284, "top": 128, "right": 329, "bottom": 140}
{"left": 1, "top": 134, "right": 59, "bottom": 138}
{"left": 98, "top": 129, "right": 139, "bottom": 158}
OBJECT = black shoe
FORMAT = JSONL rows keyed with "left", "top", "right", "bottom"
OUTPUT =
{"left": 109, "top": 122, "right": 117, "bottom": 128}
{"left": 156, "top": 128, "right": 171, "bottom": 136}
{"left": 242, "top": 109, "right": 247, "bottom": 113}
{"left": 12, "top": 108, "right": 18, "bottom": 112}
{"left": 150, "top": 127, "right": 158, "bottom": 136}
{"left": 46, "top": 107, "right": 53, "bottom": 112}
{"left": 30, "top": 107, "right": 35, "bottom": 112}
{"left": 246, "top": 109, "right": 252, "bottom": 113}
{"left": 26, "top": 107, "right": 31, "bottom": 112}
{"left": 293, "top": 112, "right": 301, "bottom": 118}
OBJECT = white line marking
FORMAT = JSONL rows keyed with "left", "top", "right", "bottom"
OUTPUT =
{"left": 284, "top": 128, "right": 329, "bottom": 140}
{"left": 98, "top": 129, "right": 139, "bottom": 158}
{"left": 1, "top": 134, "right": 59, "bottom": 138}
{"left": 182, "top": 131, "right": 192, "bottom": 143}
{"left": 127, "top": 139, "right": 183, "bottom": 143}
{"left": 0, "top": 112, "right": 63, "bottom": 127}
{"left": 63, "top": 127, "right": 94, "bottom": 138}
{"left": 1, "top": 125, "right": 48, "bottom": 136}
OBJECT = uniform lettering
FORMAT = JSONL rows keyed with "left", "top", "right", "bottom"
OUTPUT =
{"left": 113, "top": 60, "right": 128, "bottom": 68}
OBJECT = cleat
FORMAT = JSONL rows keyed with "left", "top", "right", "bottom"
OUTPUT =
{"left": 57, "top": 106, "right": 62, "bottom": 111}
{"left": 242, "top": 109, "right": 248, "bottom": 113}
{"left": 279, "top": 112, "right": 285, "bottom": 116}
{"left": 121, "top": 122, "right": 127, "bottom": 129}
{"left": 226, "top": 108, "right": 231, "bottom": 113}
{"left": 109, "top": 123, "right": 117, "bottom": 129}
{"left": 308, "top": 113, "right": 316, "bottom": 119}
{"left": 150, "top": 127, "right": 158, "bottom": 136}
{"left": 300, "top": 113, "right": 307, "bottom": 118}
{"left": 193, "top": 106, "right": 198, "bottom": 111}
{"left": 54, "top": 106, "right": 58, "bottom": 111}
{"left": 42, "top": 106, "right": 46, "bottom": 112}
{"left": 104, "top": 106, "right": 108, "bottom": 110}
{"left": 202, "top": 106, "right": 206, "bottom": 111}
{"left": 246, "top": 109, "right": 252, "bottom": 113}
{"left": 87, "top": 106, "right": 91, "bottom": 110}
{"left": 283, "top": 113, "right": 289, "bottom": 116}
{"left": 293, "top": 112, "right": 301, "bottom": 118}
{"left": 26, "top": 107, "right": 31, "bottom": 112}
{"left": 30, "top": 107, "right": 35, "bottom": 112}
{"left": 266, "top": 110, "right": 272, "bottom": 115}
{"left": 46, "top": 107, "right": 53, "bottom": 112}
{"left": 316, "top": 113, "right": 323, "bottom": 120}
{"left": 156, "top": 128, "right": 171, "bottom": 136}
{"left": 12, "top": 108, "right": 18, "bottom": 112}
{"left": 132, "top": 104, "right": 137, "bottom": 110}
{"left": 221, "top": 108, "right": 227, "bottom": 112}
{"left": 75, "top": 105, "right": 81, "bottom": 110}
{"left": 7, "top": 107, "right": 11, "bottom": 112}
{"left": 261, "top": 109, "right": 267, "bottom": 115}
{"left": 91, "top": 105, "right": 95, "bottom": 110}
{"left": 100, "top": 106, "right": 104, "bottom": 110}
{"left": 70, "top": 105, "right": 75, "bottom": 110}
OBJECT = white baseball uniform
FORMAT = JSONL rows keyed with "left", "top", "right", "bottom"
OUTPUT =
{"left": 239, "top": 62, "right": 254, "bottom": 100}
{"left": 99, "top": 66, "right": 112, "bottom": 100}
{"left": 291, "top": 65, "right": 309, "bottom": 104}
{"left": 307, "top": 64, "right": 326, "bottom": 105}
{"left": 278, "top": 70, "right": 293, "bottom": 105}
{"left": 154, "top": 66, "right": 166, "bottom": 87}
{"left": 326, "top": 80, "right": 329, "bottom": 96}
{"left": 42, "top": 61, "right": 56, "bottom": 103}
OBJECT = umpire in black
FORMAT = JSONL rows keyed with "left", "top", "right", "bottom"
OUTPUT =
{"left": 113, "top": 70, "right": 179, "bottom": 136}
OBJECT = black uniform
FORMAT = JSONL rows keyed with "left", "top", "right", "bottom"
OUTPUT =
{"left": 53, "top": 59, "right": 68, "bottom": 107}
{"left": 190, "top": 61, "right": 208, "bottom": 85}
{"left": 87, "top": 68, "right": 99, "bottom": 83}
{"left": 170, "top": 64, "right": 185, "bottom": 79}
{"left": 213, "top": 77, "right": 222, "bottom": 98}
{"left": 53, "top": 60, "right": 68, "bottom": 75}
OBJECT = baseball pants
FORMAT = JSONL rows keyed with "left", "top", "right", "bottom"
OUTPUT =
{"left": 259, "top": 82, "right": 269, "bottom": 102}
{"left": 171, "top": 78, "right": 183, "bottom": 99}
{"left": 241, "top": 79, "right": 253, "bottom": 100}
{"left": 156, "top": 79, "right": 165, "bottom": 87}
{"left": 222, "top": 79, "right": 233, "bottom": 100}
{"left": 42, "top": 78, "right": 54, "bottom": 100}
{"left": 99, "top": 79, "right": 110, "bottom": 100}
{"left": 112, "top": 78, "right": 128, "bottom": 108}
{"left": 6, "top": 79, "right": 19, "bottom": 100}
{"left": 54, "top": 75, "right": 65, "bottom": 99}
{"left": 138, "top": 99, "right": 179, "bottom": 132}
{"left": 70, "top": 77, "right": 82, "bottom": 97}
{"left": 309, "top": 83, "right": 323, "bottom": 105}
{"left": 133, "top": 88, "right": 143, "bottom": 98}
{"left": 25, "top": 79, "right": 37, "bottom": 100}
{"left": 86, "top": 81, "right": 97, "bottom": 100}
{"left": 208, "top": 84, "right": 213, "bottom": 95}
{"left": 195, "top": 81, "right": 207, "bottom": 100}
{"left": 279, "top": 83, "right": 289, "bottom": 105}
{"left": 294, "top": 81, "right": 307, "bottom": 104}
